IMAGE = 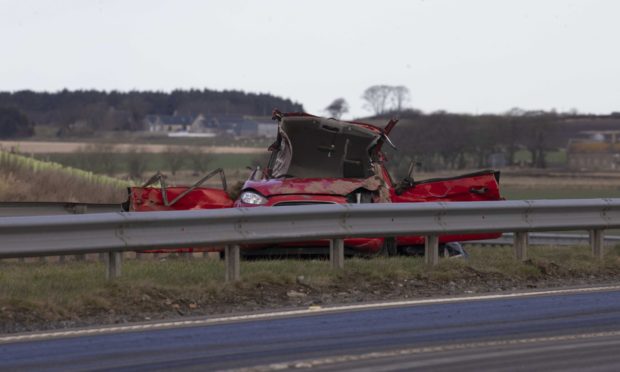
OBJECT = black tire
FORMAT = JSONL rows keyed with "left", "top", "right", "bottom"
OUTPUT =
{"left": 441, "top": 242, "right": 468, "bottom": 258}
{"left": 381, "top": 237, "right": 398, "bottom": 256}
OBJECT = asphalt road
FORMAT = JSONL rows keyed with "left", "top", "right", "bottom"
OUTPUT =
{"left": 2, "top": 287, "right": 620, "bottom": 371}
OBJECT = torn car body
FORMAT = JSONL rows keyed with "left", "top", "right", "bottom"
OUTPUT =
{"left": 127, "top": 111, "right": 502, "bottom": 255}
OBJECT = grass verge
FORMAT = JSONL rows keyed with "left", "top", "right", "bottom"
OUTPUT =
{"left": 2, "top": 246, "right": 620, "bottom": 334}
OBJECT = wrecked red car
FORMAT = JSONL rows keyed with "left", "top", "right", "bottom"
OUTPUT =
{"left": 127, "top": 110, "right": 502, "bottom": 256}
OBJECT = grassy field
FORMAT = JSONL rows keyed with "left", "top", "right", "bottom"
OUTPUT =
{"left": 1, "top": 246, "right": 620, "bottom": 333}
{"left": 35, "top": 152, "right": 264, "bottom": 175}
{"left": 7, "top": 133, "right": 276, "bottom": 151}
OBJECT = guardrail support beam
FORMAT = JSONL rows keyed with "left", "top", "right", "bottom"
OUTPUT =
{"left": 425, "top": 235, "right": 439, "bottom": 266}
{"left": 225, "top": 245, "right": 240, "bottom": 282}
{"left": 330, "top": 239, "right": 344, "bottom": 269}
{"left": 105, "top": 251, "right": 122, "bottom": 280}
{"left": 514, "top": 232, "right": 528, "bottom": 261}
{"left": 590, "top": 229, "right": 604, "bottom": 259}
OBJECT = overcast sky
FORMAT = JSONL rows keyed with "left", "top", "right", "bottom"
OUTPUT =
{"left": 1, "top": 0, "right": 618, "bottom": 118}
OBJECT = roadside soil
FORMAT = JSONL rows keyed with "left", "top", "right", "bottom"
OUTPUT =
{"left": 2, "top": 257, "right": 620, "bottom": 334}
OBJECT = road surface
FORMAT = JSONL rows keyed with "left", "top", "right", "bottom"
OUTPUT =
{"left": 2, "top": 286, "right": 620, "bottom": 371}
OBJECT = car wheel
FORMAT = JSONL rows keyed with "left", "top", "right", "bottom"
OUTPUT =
{"left": 381, "top": 237, "right": 398, "bottom": 256}
{"left": 441, "top": 242, "right": 468, "bottom": 258}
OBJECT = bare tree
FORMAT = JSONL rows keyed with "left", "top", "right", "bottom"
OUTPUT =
{"left": 361, "top": 85, "right": 392, "bottom": 115}
{"left": 187, "top": 147, "right": 211, "bottom": 176}
{"left": 164, "top": 146, "right": 188, "bottom": 176}
{"left": 126, "top": 149, "right": 147, "bottom": 180}
{"left": 362, "top": 85, "right": 411, "bottom": 115}
{"left": 391, "top": 86, "right": 410, "bottom": 112}
{"left": 324, "top": 98, "right": 349, "bottom": 119}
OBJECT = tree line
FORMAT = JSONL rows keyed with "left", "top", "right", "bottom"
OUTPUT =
{"left": 386, "top": 109, "right": 577, "bottom": 172}
{"left": 0, "top": 89, "right": 304, "bottom": 137}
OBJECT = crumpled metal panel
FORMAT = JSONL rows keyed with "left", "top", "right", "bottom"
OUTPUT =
{"left": 129, "top": 187, "right": 233, "bottom": 212}
{"left": 391, "top": 170, "right": 501, "bottom": 203}
{"left": 128, "top": 186, "right": 233, "bottom": 253}
{"left": 242, "top": 176, "right": 385, "bottom": 197}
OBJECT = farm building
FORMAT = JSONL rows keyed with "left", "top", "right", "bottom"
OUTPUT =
{"left": 143, "top": 113, "right": 273, "bottom": 137}
{"left": 567, "top": 130, "right": 620, "bottom": 171}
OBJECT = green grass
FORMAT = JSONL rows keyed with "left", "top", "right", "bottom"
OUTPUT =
{"left": 34, "top": 152, "right": 262, "bottom": 175}
{"left": 1, "top": 246, "right": 618, "bottom": 304}
{"left": 0, "top": 257, "right": 418, "bottom": 302}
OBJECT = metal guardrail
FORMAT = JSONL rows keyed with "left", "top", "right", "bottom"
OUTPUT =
{"left": 1, "top": 198, "right": 619, "bottom": 280}
{"left": 0, "top": 202, "right": 121, "bottom": 217}
{"left": 467, "top": 232, "right": 620, "bottom": 247}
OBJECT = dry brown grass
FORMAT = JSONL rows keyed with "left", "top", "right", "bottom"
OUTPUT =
{"left": 0, "top": 152, "right": 126, "bottom": 203}
{"left": 0, "top": 169, "right": 126, "bottom": 203}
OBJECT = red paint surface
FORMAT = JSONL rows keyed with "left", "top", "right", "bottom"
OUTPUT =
{"left": 129, "top": 186, "right": 232, "bottom": 253}
{"left": 390, "top": 170, "right": 503, "bottom": 243}
{"left": 391, "top": 170, "right": 501, "bottom": 203}
{"left": 271, "top": 238, "right": 383, "bottom": 254}
{"left": 129, "top": 186, "right": 233, "bottom": 212}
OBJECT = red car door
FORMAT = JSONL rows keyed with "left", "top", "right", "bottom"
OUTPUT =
{"left": 390, "top": 169, "right": 502, "bottom": 245}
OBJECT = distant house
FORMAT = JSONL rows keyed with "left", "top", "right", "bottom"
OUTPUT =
{"left": 567, "top": 130, "right": 620, "bottom": 171}
{"left": 204, "top": 115, "right": 273, "bottom": 137}
{"left": 144, "top": 114, "right": 195, "bottom": 133}
{"left": 143, "top": 113, "right": 217, "bottom": 137}
{"left": 143, "top": 113, "right": 273, "bottom": 138}
{"left": 210, "top": 115, "right": 257, "bottom": 137}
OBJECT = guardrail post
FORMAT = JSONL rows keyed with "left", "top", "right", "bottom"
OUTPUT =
{"left": 590, "top": 229, "right": 604, "bottom": 259}
{"left": 225, "top": 245, "right": 240, "bottom": 282}
{"left": 514, "top": 232, "right": 528, "bottom": 261}
{"left": 424, "top": 235, "right": 439, "bottom": 266}
{"left": 330, "top": 239, "right": 344, "bottom": 269}
{"left": 105, "top": 251, "right": 122, "bottom": 280}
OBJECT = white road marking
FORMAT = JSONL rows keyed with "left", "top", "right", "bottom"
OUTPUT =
{"left": 228, "top": 330, "right": 620, "bottom": 372}
{"left": 1, "top": 285, "right": 620, "bottom": 344}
